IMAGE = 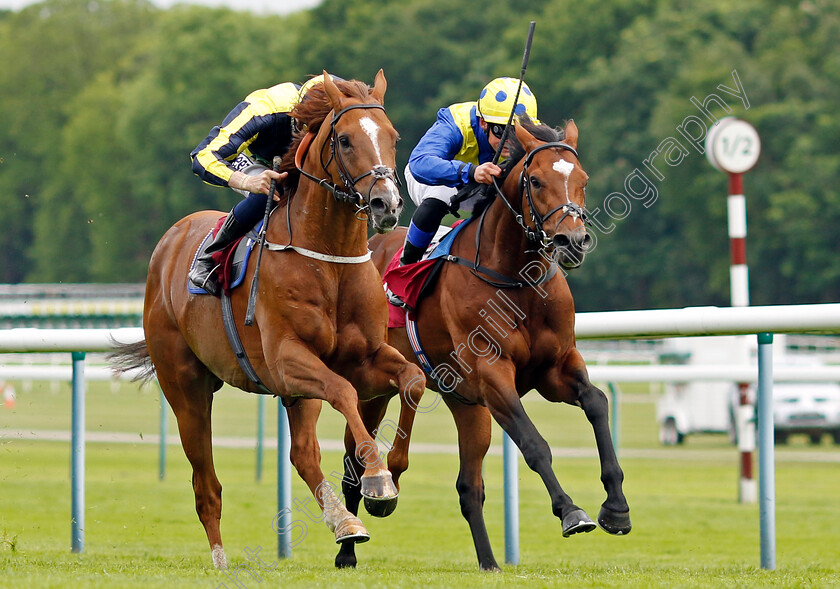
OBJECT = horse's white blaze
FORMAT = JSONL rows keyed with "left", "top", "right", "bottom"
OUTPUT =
{"left": 360, "top": 115, "right": 401, "bottom": 207}
{"left": 553, "top": 159, "right": 576, "bottom": 209}
{"left": 360, "top": 117, "right": 382, "bottom": 163}
{"left": 552, "top": 159, "right": 575, "bottom": 178}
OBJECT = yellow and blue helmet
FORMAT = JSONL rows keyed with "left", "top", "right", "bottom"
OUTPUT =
{"left": 477, "top": 77, "right": 538, "bottom": 124}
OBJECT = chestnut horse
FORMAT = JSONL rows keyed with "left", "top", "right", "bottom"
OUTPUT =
{"left": 110, "top": 72, "right": 426, "bottom": 568}
{"left": 335, "top": 117, "right": 631, "bottom": 570}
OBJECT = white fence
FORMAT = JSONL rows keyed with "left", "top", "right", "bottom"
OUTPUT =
{"left": 3, "top": 302, "right": 840, "bottom": 569}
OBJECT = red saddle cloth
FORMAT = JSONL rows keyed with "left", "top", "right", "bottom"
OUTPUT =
{"left": 208, "top": 215, "right": 248, "bottom": 296}
{"left": 382, "top": 248, "right": 438, "bottom": 328}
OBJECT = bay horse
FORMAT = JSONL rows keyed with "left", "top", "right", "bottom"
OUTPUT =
{"left": 110, "top": 71, "right": 426, "bottom": 569}
{"left": 335, "top": 117, "right": 631, "bottom": 570}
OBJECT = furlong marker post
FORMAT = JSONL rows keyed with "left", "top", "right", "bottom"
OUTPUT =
{"left": 705, "top": 116, "right": 761, "bottom": 503}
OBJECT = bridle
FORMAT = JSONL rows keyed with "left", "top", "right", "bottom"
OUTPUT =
{"left": 295, "top": 103, "right": 400, "bottom": 222}
{"left": 492, "top": 141, "right": 591, "bottom": 249}
{"left": 454, "top": 139, "right": 591, "bottom": 288}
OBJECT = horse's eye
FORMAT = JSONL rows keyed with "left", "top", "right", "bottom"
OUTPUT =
{"left": 530, "top": 176, "right": 541, "bottom": 190}
{"left": 338, "top": 135, "right": 351, "bottom": 149}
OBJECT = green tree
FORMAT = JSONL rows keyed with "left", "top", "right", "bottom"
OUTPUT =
{"left": 30, "top": 5, "right": 303, "bottom": 281}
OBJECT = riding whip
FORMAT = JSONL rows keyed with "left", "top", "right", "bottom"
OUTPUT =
{"left": 491, "top": 20, "right": 536, "bottom": 166}
{"left": 244, "top": 156, "right": 283, "bottom": 326}
{"left": 453, "top": 21, "right": 536, "bottom": 214}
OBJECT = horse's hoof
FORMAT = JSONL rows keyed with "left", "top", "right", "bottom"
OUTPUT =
{"left": 361, "top": 471, "right": 399, "bottom": 498}
{"left": 335, "top": 552, "right": 357, "bottom": 569}
{"left": 360, "top": 471, "right": 399, "bottom": 513}
{"left": 363, "top": 495, "right": 398, "bottom": 518}
{"left": 598, "top": 505, "right": 632, "bottom": 535}
{"left": 562, "top": 508, "right": 596, "bottom": 537}
{"left": 334, "top": 515, "right": 370, "bottom": 544}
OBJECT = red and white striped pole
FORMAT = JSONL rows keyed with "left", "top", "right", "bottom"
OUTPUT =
{"left": 728, "top": 172, "right": 756, "bottom": 503}
{"left": 707, "top": 117, "right": 761, "bottom": 504}
{"left": 728, "top": 173, "right": 749, "bottom": 308}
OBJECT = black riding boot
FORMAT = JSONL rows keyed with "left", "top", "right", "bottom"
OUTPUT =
{"left": 189, "top": 211, "right": 247, "bottom": 296}
{"left": 399, "top": 198, "right": 451, "bottom": 265}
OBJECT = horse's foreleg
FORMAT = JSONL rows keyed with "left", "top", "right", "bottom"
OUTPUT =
{"left": 557, "top": 351, "right": 631, "bottom": 535}
{"left": 286, "top": 398, "right": 370, "bottom": 546}
{"left": 447, "top": 400, "right": 500, "bottom": 572}
{"left": 480, "top": 362, "right": 596, "bottom": 537}
{"left": 275, "top": 340, "right": 398, "bottom": 509}
{"left": 334, "top": 396, "right": 391, "bottom": 568}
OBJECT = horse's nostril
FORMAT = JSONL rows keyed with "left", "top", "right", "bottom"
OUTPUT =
{"left": 369, "top": 197, "right": 387, "bottom": 214}
{"left": 553, "top": 233, "right": 571, "bottom": 249}
{"left": 578, "top": 232, "right": 592, "bottom": 252}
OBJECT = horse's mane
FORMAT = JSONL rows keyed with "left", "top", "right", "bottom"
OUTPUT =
{"left": 277, "top": 79, "right": 376, "bottom": 199}
{"left": 470, "top": 115, "right": 567, "bottom": 217}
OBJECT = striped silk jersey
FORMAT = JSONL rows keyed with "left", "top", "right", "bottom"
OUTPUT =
{"left": 190, "top": 82, "right": 301, "bottom": 187}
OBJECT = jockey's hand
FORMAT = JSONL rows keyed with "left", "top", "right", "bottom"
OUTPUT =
{"left": 473, "top": 162, "right": 502, "bottom": 185}
{"left": 229, "top": 169, "right": 288, "bottom": 198}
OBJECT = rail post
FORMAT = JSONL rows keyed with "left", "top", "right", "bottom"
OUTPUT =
{"left": 756, "top": 332, "right": 776, "bottom": 570}
{"left": 277, "top": 400, "right": 292, "bottom": 559}
{"left": 503, "top": 431, "right": 519, "bottom": 564}
{"left": 70, "top": 351, "right": 85, "bottom": 553}
{"left": 158, "top": 384, "right": 167, "bottom": 481}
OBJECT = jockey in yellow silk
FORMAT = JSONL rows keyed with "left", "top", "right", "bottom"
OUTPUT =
{"left": 188, "top": 74, "right": 339, "bottom": 295}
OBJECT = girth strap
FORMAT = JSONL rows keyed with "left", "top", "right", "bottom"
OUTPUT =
{"left": 220, "top": 292, "right": 274, "bottom": 395}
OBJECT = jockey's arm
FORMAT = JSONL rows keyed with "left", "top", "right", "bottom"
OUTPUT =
{"left": 408, "top": 113, "right": 474, "bottom": 188}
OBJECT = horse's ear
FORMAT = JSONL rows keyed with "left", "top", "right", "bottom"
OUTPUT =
{"left": 322, "top": 70, "right": 343, "bottom": 110}
{"left": 371, "top": 69, "right": 387, "bottom": 104}
{"left": 564, "top": 119, "right": 579, "bottom": 150}
{"left": 514, "top": 119, "right": 538, "bottom": 151}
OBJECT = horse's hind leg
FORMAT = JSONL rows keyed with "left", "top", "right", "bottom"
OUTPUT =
{"left": 346, "top": 343, "right": 427, "bottom": 516}
{"left": 448, "top": 400, "right": 500, "bottom": 571}
{"left": 148, "top": 332, "right": 226, "bottom": 568}
{"left": 334, "top": 395, "right": 391, "bottom": 569}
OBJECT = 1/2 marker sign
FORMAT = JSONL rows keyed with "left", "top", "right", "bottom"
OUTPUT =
{"left": 705, "top": 117, "right": 761, "bottom": 174}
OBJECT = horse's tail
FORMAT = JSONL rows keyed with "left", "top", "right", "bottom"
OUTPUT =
{"left": 107, "top": 338, "right": 156, "bottom": 384}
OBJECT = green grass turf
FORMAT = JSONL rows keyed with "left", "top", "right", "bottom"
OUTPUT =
{"left": 1, "top": 380, "right": 839, "bottom": 587}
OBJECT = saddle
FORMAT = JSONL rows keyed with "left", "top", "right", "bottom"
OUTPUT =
{"left": 187, "top": 215, "right": 278, "bottom": 396}
{"left": 382, "top": 218, "right": 473, "bottom": 328}
{"left": 187, "top": 216, "right": 263, "bottom": 297}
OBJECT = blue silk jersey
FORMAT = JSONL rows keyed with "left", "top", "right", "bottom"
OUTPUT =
{"left": 407, "top": 102, "right": 495, "bottom": 187}
{"left": 191, "top": 82, "right": 301, "bottom": 187}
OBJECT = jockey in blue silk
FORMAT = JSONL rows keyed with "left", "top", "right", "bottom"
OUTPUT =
{"left": 188, "top": 74, "right": 340, "bottom": 296}
{"left": 400, "top": 77, "right": 539, "bottom": 265}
